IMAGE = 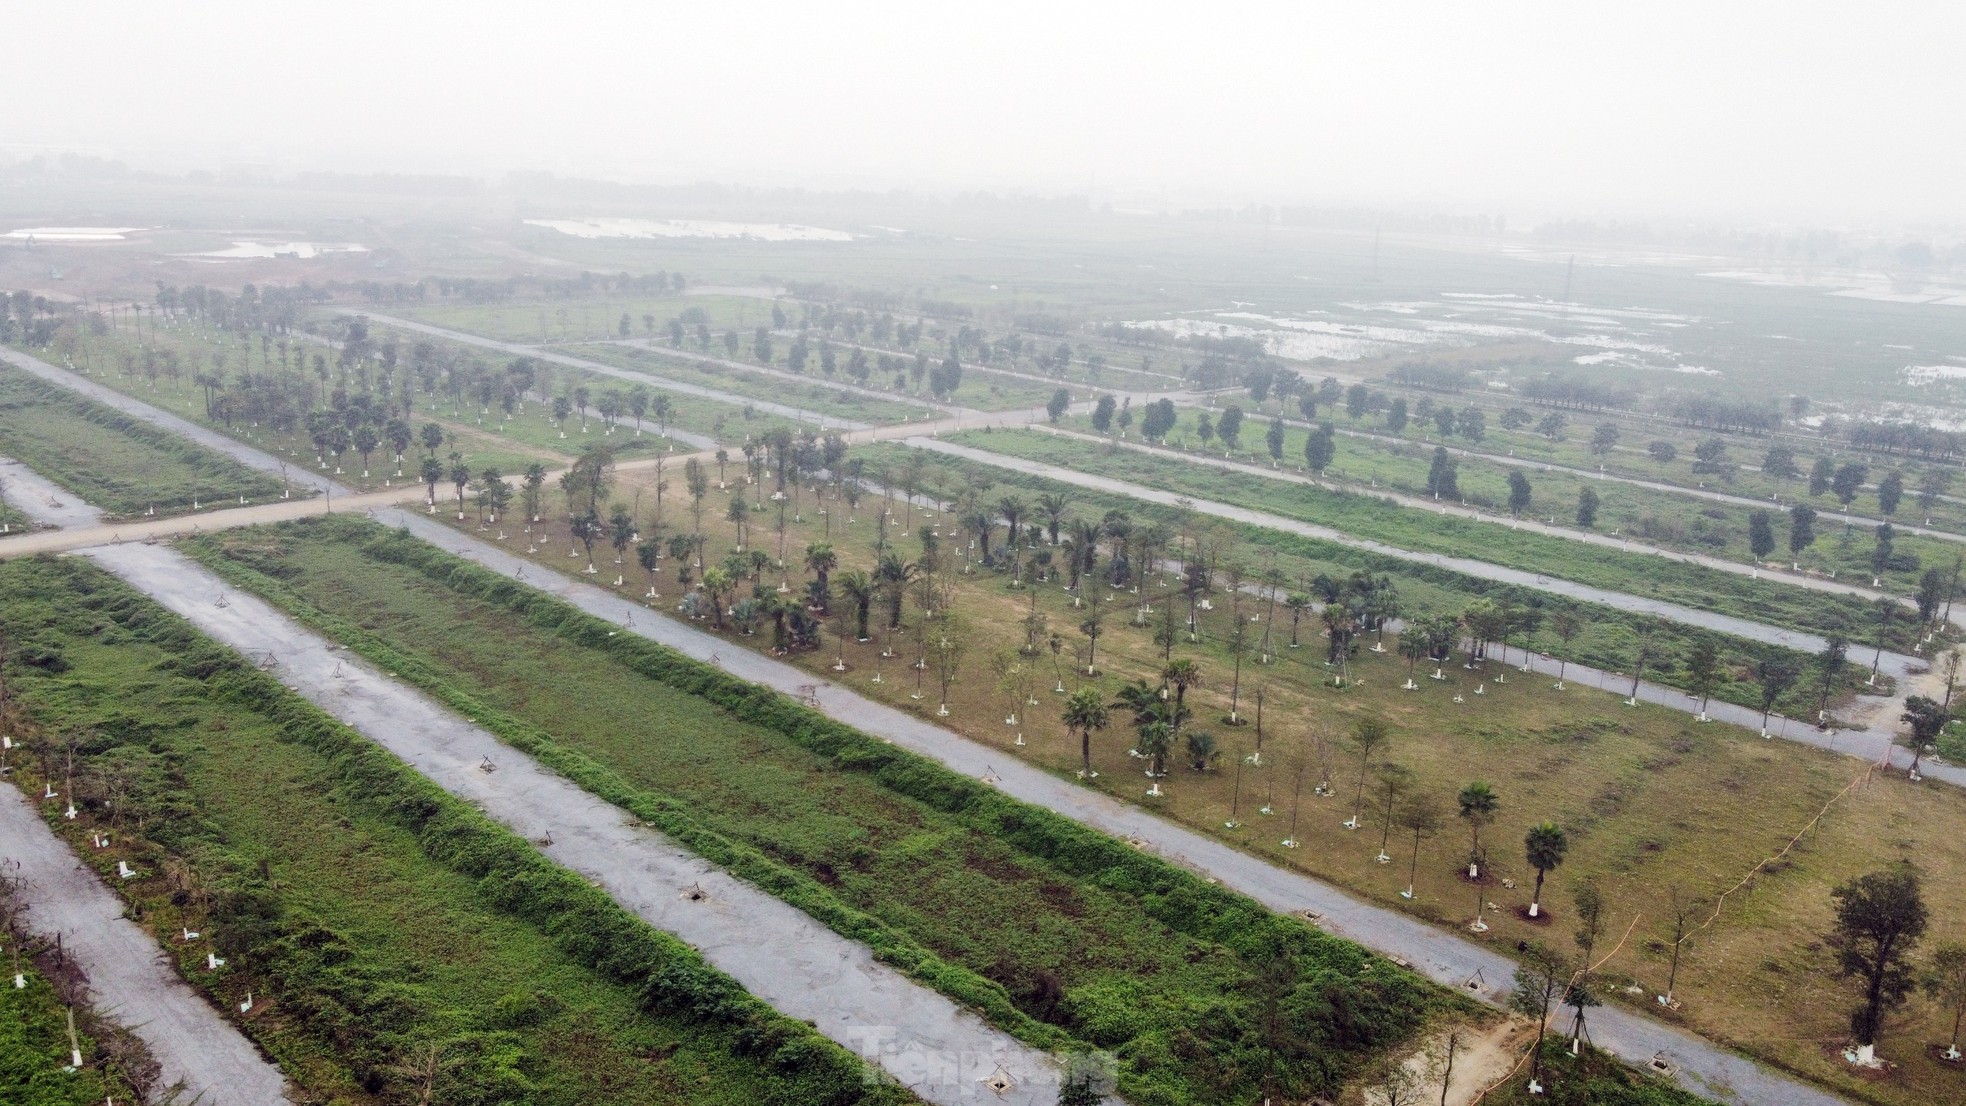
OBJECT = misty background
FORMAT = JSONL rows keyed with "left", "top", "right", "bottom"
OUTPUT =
{"left": 4, "top": 1, "right": 1963, "bottom": 226}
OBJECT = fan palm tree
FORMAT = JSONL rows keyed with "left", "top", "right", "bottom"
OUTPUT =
{"left": 1457, "top": 782, "right": 1500, "bottom": 879}
{"left": 1525, "top": 822, "right": 1568, "bottom": 918}
{"left": 1062, "top": 687, "right": 1111, "bottom": 778}
{"left": 1137, "top": 720, "right": 1174, "bottom": 778}
{"left": 1111, "top": 679, "right": 1165, "bottom": 727}
{"left": 1321, "top": 602, "right": 1356, "bottom": 675}
{"left": 1397, "top": 627, "right": 1430, "bottom": 687}
{"left": 1162, "top": 659, "right": 1203, "bottom": 717}
{"left": 1064, "top": 517, "right": 1102, "bottom": 592}
{"left": 701, "top": 566, "right": 734, "bottom": 630}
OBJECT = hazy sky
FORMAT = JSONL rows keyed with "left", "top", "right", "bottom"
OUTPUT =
{"left": 7, "top": 1, "right": 1963, "bottom": 223}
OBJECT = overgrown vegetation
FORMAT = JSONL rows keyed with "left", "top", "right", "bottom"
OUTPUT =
{"left": 186, "top": 516, "right": 1453, "bottom": 1106}
{"left": 0, "top": 966, "right": 136, "bottom": 1106}
{"left": 0, "top": 554, "right": 906, "bottom": 1106}
{"left": 944, "top": 429, "right": 1924, "bottom": 652}
{"left": 0, "top": 366, "right": 287, "bottom": 517}
{"left": 858, "top": 442, "right": 1884, "bottom": 718}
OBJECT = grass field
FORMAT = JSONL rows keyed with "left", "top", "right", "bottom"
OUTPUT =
{"left": 0, "top": 365, "right": 288, "bottom": 517}
{"left": 0, "top": 555, "right": 905, "bottom": 1106}
{"left": 395, "top": 294, "right": 779, "bottom": 343}
{"left": 1207, "top": 381, "right": 1966, "bottom": 538}
{"left": 187, "top": 515, "right": 1459, "bottom": 1106}
{"left": 568, "top": 342, "right": 938, "bottom": 424}
{"left": 5, "top": 324, "right": 535, "bottom": 491}
{"left": 0, "top": 965, "right": 135, "bottom": 1106}
{"left": 945, "top": 428, "right": 1929, "bottom": 655}
{"left": 852, "top": 441, "right": 1888, "bottom": 719}
{"left": 1074, "top": 406, "right": 1966, "bottom": 597}
{"left": 331, "top": 320, "right": 817, "bottom": 447}
{"left": 387, "top": 293, "right": 1082, "bottom": 413}
{"left": 389, "top": 449, "right": 1966, "bottom": 1106}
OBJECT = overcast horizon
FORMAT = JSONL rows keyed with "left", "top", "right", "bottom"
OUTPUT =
{"left": 6, "top": 1, "right": 1965, "bottom": 228}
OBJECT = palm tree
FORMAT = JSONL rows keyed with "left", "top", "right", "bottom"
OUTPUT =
{"left": 1283, "top": 593, "right": 1311, "bottom": 648}
{"left": 1321, "top": 602, "right": 1356, "bottom": 678}
{"left": 837, "top": 570, "right": 876, "bottom": 641}
{"left": 1038, "top": 493, "right": 1070, "bottom": 545}
{"left": 958, "top": 508, "right": 991, "bottom": 563}
{"left": 875, "top": 552, "right": 918, "bottom": 630}
{"left": 1062, "top": 687, "right": 1111, "bottom": 779}
{"left": 1137, "top": 721, "right": 1175, "bottom": 779}
{"left": 998, "top": 495, "right": 1027, "bottom": 548}
{"left": 1456, "top": 782, "right": 1499, "bottom": 879}
{"left": 1065, "top": 517, "right": 1102, "bottom": 593}
{"left": 1524, "top": 822, "right": 1568, "bottom": 918}
{"left": 726, "top": 496, "right": 751, "bottom": 548}
{"left": 1111, "top": 679, "right": 1166, "bottom": 728}
{"left": 1161, "top": 659, "right": 1203, "bottom": 717}
{"left": 1397, "top": 627, "right": 1429, "bottom": 689}
{"left": 804, "top": 543, "right": 837, "bottom": 612}
{"left": 700, "top": 566, "right": 733, "bottom": 629}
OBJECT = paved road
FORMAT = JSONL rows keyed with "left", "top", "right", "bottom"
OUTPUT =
{"left": 1043, "top": 425, "right": 1941, "bottom": 625}
{"left": 87, "top": 540, "right": 1068, "bottom": 1106}
{"left": 1, "top": 784, "right": 294, "bottom": 1105}
{"left": 346, "top": 314, "right": 881, "bottom": 430}
{"left": 604, "top": 336, "right": 968, "bottom": 415}
{"left": 1, "top": 455, "right": 103, "bottom": 529}
{"left": 0, "top": 345, "right": 1937, "bottom": 775}
{"left": 909, "top": 437, "right": 1920, "bottom": 679}
{"left": 0, "top": 348, "right": 328, "bottom": 496}
{"left": 1247, "top": 409, "right": 1966, "bottom": 554}
{"left": 0, "top": 355, "right": 1880, "bottom": 1101}
{"left": 371, "top": 507, "right": 1854, "bottom": 1106}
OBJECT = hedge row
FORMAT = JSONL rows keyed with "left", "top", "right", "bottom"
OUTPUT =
{"left": 184, "top": 517, "right": 1446, "bottom": 1105}
{"left": 16, "top": 554, "right": 903, "bottom": 1106}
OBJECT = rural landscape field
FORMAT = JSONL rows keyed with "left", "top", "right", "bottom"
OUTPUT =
{"left": 4, "top": 7, "right": 1965, "bottom": 1106}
